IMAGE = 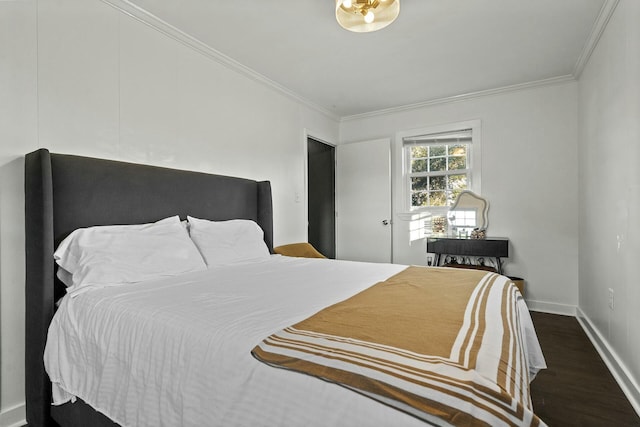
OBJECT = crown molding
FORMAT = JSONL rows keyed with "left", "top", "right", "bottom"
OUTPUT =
{"left": 340, "top": 75, "right": 577, "bottom": 122}
{"left": 340, "top": 0, "right": 618, "bottom": 122}
{"left": 572, "top": 0, "right": 620, "bottom": 78}
{"left": 100, "top": 0, "right": 617, "bottom": 123}
{"left": 100, "top": 0, "right": 340, "bottom": 122}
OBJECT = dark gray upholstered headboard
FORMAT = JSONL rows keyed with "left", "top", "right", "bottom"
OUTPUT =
{"left": 24, "top": 148, "right": 274, "bottom": 426}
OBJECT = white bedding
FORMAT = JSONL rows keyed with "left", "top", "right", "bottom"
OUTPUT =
{"left": 44, "top": 256, "right": 544, "bottom": 427}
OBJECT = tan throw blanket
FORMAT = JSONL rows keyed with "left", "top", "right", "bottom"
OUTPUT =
{"left": 252, "top": 267, "right": 545, "bottom": 427}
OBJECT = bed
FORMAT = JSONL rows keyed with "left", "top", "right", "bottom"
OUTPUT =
{"left": 25, "top": 148, "right": 547, "bottom": 427}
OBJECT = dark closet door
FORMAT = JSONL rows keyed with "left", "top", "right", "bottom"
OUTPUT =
{"left": 307, "top": 138, "right": 336, "bottom": 259}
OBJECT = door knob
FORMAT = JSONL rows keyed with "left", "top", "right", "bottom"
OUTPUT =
{"left": 382, "top": 220, "right": 390, "bottom": 226}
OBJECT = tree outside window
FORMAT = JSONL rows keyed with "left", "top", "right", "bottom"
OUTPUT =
{"left": 406, "top": 139, "right": 470, "bottom": 209}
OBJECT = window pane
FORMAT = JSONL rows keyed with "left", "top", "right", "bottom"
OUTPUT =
{"left": 429, "top": 157, "right": 446, "bottom": 172}
{"left": 429, "top": 146, "right": 446, "bottom": 157}
{"left": 448, "top": 174, "right": 467, "bottom": 190}
{"left": 411, "top": 158, "right": 428, "bottom": 173}
{"left": 448, "top": 145, "right": 466, "bottom": 156}
{"left": 411, "top": 176, "right": 429, "bottom": 191}
{"left": 429, "top": 175, "right": 446, "bottom": 191}
{"left": 448, "top": 174, "right": 468, "bottom": 205}
{"left": 448, "top": 191, "right": 460, "bottom": 205}
{"left": 448, "top": 156, "right": 466, "bottom": 170}
{"left": 429, "top": 191, "right": 447, "bottom": 206}
{"left": 411, "top": 146, "right": 428, "bottom": 158}
{"left": 412, "top": 191, "right": 429, "bottom": 207}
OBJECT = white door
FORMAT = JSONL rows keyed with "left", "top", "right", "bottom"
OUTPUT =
{"left": 336, "top": 138, "right": 392, "bottom": 263}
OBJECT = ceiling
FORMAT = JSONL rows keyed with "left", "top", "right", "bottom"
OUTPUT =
{"left": 126, "top": 0, "right": 607, "bottom": 118}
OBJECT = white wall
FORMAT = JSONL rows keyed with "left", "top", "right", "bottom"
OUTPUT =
{"left": 0, "top": 0, "right": 338, "bottom": 423}
{"left": 3, "top": 0, "right": 637, "bottom": 423}
{"left": 0, "top": 1, "right": 38, "bottom": 425}
{"left": 577, "top": 0, "right": 640, "bottom": 409}
{"left": 340, "top": 82, "right": 580, "bottom": 314}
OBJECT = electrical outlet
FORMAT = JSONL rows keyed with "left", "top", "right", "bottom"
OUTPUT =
{"left": 608, "top": 288, "right": 615, "bottom": 310}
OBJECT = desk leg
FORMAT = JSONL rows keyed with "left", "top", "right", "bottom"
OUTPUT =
{"left": 496, "top": 257, "right": 503, "bottom": 275}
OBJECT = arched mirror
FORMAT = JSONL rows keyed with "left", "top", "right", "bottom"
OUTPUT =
{"left": 447, "top": 191, "right": 489, "bottom": 234}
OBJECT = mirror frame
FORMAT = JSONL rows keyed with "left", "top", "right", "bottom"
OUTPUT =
{"left": 448, "top": 190, "right": 489, "bottom": 231}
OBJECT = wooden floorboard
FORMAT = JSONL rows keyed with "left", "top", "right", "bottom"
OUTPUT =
{"left": 530, "top": 311, "right": 640, "bottom": 427}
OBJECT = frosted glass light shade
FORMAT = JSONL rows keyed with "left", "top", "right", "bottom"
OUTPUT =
{"left": 335, "top": 0, "right": 400, "bottom": 33}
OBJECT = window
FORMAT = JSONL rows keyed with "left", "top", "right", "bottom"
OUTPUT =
{"left": 404, "top": 129, "right": 472, "bottom": 209}
{"left": 398, "top": 121, "right": 481, "bottom": 213}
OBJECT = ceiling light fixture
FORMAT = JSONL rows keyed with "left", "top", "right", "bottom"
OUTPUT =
{"left": 335, "top": 0, "right": 400, "bottom": 33}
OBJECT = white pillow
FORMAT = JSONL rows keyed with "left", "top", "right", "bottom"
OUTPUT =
{"left": 54, "top": 216, "right": 207, "bottom": 296}
{"left": 56, "top": 267, "right": 73, "bottom": 287}
{"left": 187, "top": 216, "right": 270, "bottom": 268}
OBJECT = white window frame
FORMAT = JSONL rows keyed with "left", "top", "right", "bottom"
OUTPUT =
{"left": 395, "top": 120, "right": 482, "bottom": 215}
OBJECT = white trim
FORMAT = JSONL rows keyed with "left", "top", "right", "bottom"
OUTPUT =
{"left": 302, "top": 129, "right": 311, "bottom": 242}
{"left": 341, "top": 0, "right": 619, "bottom": 121}
{"left": 99, "top": 0, "right": 616, "bottom": 122}
{"left": 526, "top": 300, "right": 576, "bottom": 316}
{"left": 99, "top": 0, "right": 340, "bottom": 122}
{"left": 572, "top": 0, "right": 620, "bottom": 78}
{"left": 527, "top": 303, "right": 640, "bottom": 417}
{"left": 576, "top": 307, "right": 640, "bottom": 418}
{"left": 341, "top": 75, "right": 575, "bottom": 122}
{"left": 0, "top": 403, "right": 26, "bottom": 427}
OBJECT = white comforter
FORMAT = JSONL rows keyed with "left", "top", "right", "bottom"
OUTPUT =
{"left": 45, "top": 256, "right": 544, "bottom": 427}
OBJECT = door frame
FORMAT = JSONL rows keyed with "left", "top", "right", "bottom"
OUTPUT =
{"left": 303, "top": 129, "right": 337, "bottom": 249}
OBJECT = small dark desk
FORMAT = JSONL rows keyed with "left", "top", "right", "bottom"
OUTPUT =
{"left": 427, "top": 237, "right": 509, "bottom": 274}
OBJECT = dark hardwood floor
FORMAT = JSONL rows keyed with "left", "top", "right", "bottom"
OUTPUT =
{"left": 530, "top": 311, "right": 640, "bottom": 427}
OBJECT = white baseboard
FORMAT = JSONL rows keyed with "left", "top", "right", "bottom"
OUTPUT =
{"left": 575, "top": 308, "right": 640, "bottom": 418}
{"left": 525, "top": 299, "right": 576, "bottom": 316}
{"left": 0, "top": 403, "right": 25, "bottom": 427}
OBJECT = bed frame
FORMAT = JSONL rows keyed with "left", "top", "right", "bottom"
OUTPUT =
{"left": 24, "top": 148, "right": 274, "bottom": 427}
